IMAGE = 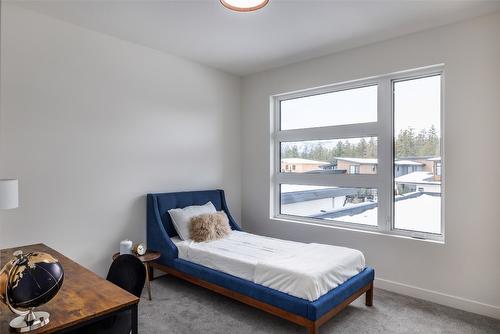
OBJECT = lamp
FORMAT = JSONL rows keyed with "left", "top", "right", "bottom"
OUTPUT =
{"left": 220, "top": 0, "right": 269, "bottom": 12}
{"left": 0, "top": 179, "right": 19, "bottom": 209}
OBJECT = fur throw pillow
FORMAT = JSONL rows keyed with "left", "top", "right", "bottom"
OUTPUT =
{"left": 189, "top": 212, "right": 231, "bottom": 242}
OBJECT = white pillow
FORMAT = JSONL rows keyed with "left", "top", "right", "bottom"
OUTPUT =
{"left": 168, "top": 202, "right": 216, "bottom": 240}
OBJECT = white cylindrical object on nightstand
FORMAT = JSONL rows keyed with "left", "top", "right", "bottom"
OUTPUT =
{"left": 120, "top": 239, "right": 133, "bottom": 255}
{"left": 0, "top": 179, "right": 19, "bottom": 209}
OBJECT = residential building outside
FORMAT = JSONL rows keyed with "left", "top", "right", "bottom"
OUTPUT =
{"left": 281, "top": 158, "right": 329, "bottom": 173}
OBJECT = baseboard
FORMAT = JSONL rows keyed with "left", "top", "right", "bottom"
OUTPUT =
{"left": 375, "top": 277, "right": 500, "bottom": 320}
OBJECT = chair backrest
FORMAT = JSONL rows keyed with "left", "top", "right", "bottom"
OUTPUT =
{"left": 106, "top": 255, "right": 146, "bottom": 298}
{"left": 147, "top": 189, "right": 241, "bottom": 238}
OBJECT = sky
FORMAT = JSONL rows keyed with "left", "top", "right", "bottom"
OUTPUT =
{"left": 281, "top": 85, "right": 377, "bottom": 130}
{"left": 280, "top": 75, "right": 441, "bottom": 135}
{"left": 394, "top": 75, "right": 441, "bottom": 134}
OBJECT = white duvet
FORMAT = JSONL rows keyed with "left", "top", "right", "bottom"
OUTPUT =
{"left": 172, "top": 231, "right": 365, "bottom": 301}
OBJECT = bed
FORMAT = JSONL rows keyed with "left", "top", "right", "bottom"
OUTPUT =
{"left": 147, "top": 189, "right": 375, "bottom": 334}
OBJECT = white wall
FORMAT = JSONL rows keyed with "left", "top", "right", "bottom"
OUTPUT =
{"left": 241, "top": 12, "right": 500, "bottom": 318}
{"left": 0, "top": 4, "right": 241, "bottom": 276}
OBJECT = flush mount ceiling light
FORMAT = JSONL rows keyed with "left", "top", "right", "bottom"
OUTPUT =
{"left": 220, "top": 0, "right": 269, "bottom": 12}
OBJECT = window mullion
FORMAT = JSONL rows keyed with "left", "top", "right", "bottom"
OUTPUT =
{"left": 271, "top": 97, "right": 281, "bottom": 218}
{"left": 377, "top": 78, "right": 393, "bottom": 232}
{"left": 276, "top": 173, "right": 380, "bottom": 188}
{"left": 277, "top": 123, "right": 378, "bottom": 142}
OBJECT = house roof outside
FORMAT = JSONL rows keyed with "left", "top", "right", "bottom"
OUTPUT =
{"left": 395, "top": 171, "right": 440, "bottom": 185}
{"left": 335, "top": 157, "right": 377, "bottom": 165}
{"left": 304, "top": 169, "right": 346, "bottom": 174}
{"left": 395, "top": 160, "right": 424, "bottom": 166}
{"left": 281, "top": 158, "right": 329, "bottom": 165}
{"left": 398, "top": 156, "right": 441, "bottom": 161}
{"left": 281, "top": 187, "right": 361, "bottom": 205}
{"left": 335, "top": 157, "right": 424, "bottom": 166}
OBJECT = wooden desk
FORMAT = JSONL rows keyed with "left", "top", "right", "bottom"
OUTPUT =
{"left": 1, "top": 244, "right": 139, "bottom": 333}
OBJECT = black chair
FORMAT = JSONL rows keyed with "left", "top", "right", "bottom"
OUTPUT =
{"left": 107, "top": 254, "right": 147, "bottom": 298}
{"left": 73, "top": 255, "right": 146, "bottom": 334}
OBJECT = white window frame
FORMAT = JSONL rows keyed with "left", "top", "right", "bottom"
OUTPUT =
{"left": 270, "top": 65, "right": 444, "bottom": 242}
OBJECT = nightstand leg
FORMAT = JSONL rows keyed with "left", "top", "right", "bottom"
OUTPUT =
{"left": 145, "top": 263, "right": 152, "bottom": 301}
{"left": 148, "top": 263, "right": 154, "bottom": 280}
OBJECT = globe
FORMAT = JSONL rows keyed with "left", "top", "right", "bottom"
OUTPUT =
{"left": 0, "top": 250, "right": 64, "bottom": 332}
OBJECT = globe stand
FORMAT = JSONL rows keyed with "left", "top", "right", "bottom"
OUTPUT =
{"left": 9, "top": 309, "right": 50, "bottom": 333}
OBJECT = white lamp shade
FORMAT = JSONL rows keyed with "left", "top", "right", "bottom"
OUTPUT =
{"left": 0, "top": 179, "right": 19, "bottom": 209}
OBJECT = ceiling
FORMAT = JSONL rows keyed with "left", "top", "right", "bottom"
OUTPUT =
{"left": 11, "top": 0, "right": 500, "bottom": 76}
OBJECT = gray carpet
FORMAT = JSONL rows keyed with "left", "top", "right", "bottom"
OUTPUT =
{"left": 138, "top": 275, "right": 500, "bottom": 333}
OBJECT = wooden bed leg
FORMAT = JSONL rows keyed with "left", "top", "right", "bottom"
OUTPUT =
{"left": 365, "top": 282, "right": 374, "bottom": 306}
{"left": 307, "top": 321, "right": 319, "bottom": 334}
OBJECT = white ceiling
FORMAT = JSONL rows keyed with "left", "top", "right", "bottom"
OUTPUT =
{"left": 11, "top": 0, "right": 500, "bottom": 76}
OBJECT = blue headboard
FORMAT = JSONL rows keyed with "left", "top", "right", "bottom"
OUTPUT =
{"left": 147, "top": 189, "right": 241, "bottom": 264}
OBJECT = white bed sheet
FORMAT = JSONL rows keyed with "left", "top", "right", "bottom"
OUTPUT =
{"left": 171, "top": 231, "right": 365, "bottom": 301}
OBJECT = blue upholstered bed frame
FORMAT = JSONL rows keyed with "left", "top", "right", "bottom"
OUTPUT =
{"left": 147, "top": 189, "right": 375, "bottom": 334}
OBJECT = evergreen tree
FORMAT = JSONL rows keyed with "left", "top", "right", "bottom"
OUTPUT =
{"left": 350, "top": 141, "right": 356, "bottom": 157}
{"left": 366, "top": 137, "right": 377, "bottom": 158}
{"left": 416, "top": 129, "right": 427, "bottom": 156}
{"left": 283, "top": 126, "right": 438, "bottom": 163}
{"left": 395, "top": 126, "right": 440, "bottom": 159}
{"left": 335, "top": 141, "right": 344, "bottom": 157}
{"left": 356, "top": 138, "right": 368, "bottom": 157}
{"left": 426, "top": 125, "right": 440, "bottom": 156}
{"left": 282, "top": 145, "right": 299, "bottom": 158}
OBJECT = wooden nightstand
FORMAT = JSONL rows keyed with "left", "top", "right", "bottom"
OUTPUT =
{"left": 112, "top": 250, "right": 161, "bottom": 301}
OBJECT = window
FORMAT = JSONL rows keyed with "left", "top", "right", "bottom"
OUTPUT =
{"left": 272, "top": 66, "right": 444, "bottom": 241}
{"left": 393, "top": 75, "right": 442, "bottom": 235}
{"left": 349, "top": 165, "right": 360, "bottom": 174}
{"left": 280, "top": 85, "right": 377, "bottom": 130}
